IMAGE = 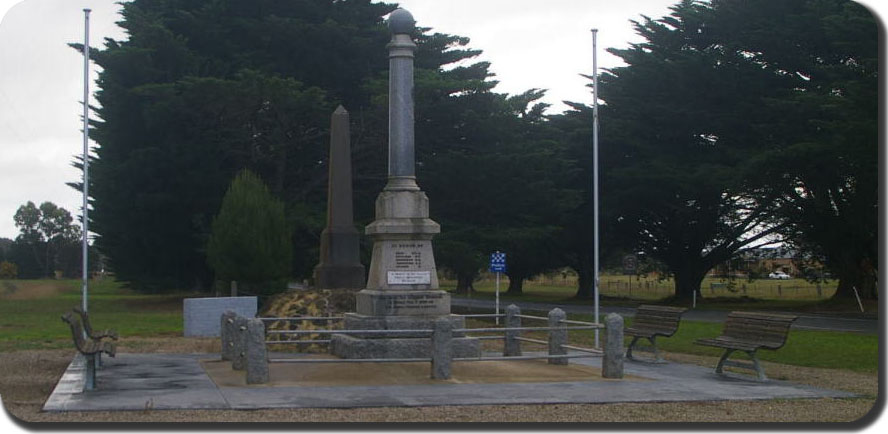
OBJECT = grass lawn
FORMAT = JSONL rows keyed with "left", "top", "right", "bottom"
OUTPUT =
{"left": 573, "top": 315, "right": 878, "bottom": 374}
{"left": 445, "top": 273, "right": 837, "bottom": 299}
{"left": 1, "top": 278, "right": 878, "bottom": 374}
{"left": 0, "top": 278, "right": 878, "bottom": 423}
{"left": 465, "top": 312, "right": 879, "bottom": 374}
{"left": 0, "top": 279, "right": 185, "bottom": 351}
{"left": 446, "top": 276, "right": 877, "bottom": 313}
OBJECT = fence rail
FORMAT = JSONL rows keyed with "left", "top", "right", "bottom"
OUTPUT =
{"left": 453, "top": 276, "right": 837, "bottom": 301}
{"left": 457, "top": 325, "right": 601, "bottom": 333}
{"left": 515, "top": 337, "right": 548, "bottom": 345}
{"left": 561, "top": 344, "right": 603, "bottom": 354}
{"left": 517, "top": 314, "right": 549, "bottom": 321}
{"left": 461, "top": 313, "right": 504, "bottom": 318}
{"left": 267, "top": 328, "right": 432, "bottom": 336}
{"left": 224, "top": 305, "right": 624, "bottom": 384}
{"left": 266, "top": 339, "right": 331, "bottom": 345}
{"left": 453, "top": 353, "right": 600, "bottom": 362}
{"left": 259, "top": 316, "right": 344, "bottom": 321}
{"left": 268, "top": 357, "right": 429, "bottom": 364}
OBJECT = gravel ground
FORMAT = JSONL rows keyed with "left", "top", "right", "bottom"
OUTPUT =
{"left": 0, "top": 337, "right": 878, "bottom": 423}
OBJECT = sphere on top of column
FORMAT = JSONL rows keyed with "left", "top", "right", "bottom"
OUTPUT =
{"left": 388, "top": 8, "right": 415, "bottom": 35}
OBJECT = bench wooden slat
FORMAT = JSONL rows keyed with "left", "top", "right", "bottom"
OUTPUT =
{"left": 695, "top": 337, "right": 760, "bottom": 352}
{"left": 626, "top": 305, "right": 687, "bottom": 338}
{"left": 720, "top": 312, "right": 796, "bottom": 350}
{"left": 694, "top": 310, "right": 798, "bottom": 381}
{"left": 625, "top": 305, "right": 688, "bottom": 363}
{"left": 698, "top": 312, "right": 797, "bottom": 351}
{"left": 73, "top": 306, "right": 119, "bottom": 341}
{"left": 61, "top": 312, "right": 116, "bottom": 357}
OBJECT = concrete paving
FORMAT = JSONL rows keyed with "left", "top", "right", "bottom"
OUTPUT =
{"left": 43, "top": 352, "right": 855, "bottom": 412}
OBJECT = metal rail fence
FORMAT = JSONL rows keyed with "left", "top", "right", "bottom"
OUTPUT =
{"left": 221, "top": 305, "right": 621, "bottom": 384}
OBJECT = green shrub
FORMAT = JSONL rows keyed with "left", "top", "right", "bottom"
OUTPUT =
{"left": 206, "top": 170, "right": 292, "bottom": 296}
{"left": 0, "top": 261, "right": 18, "bottom": 279}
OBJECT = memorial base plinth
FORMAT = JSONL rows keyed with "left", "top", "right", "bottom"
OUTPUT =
{"left": 341, "top": 313, "right": 465, "bottom": 337}
{"left": 356, "top": 289, "right": 450, "bottom": 316}
{"left": 329, "top": 313, "right": 481, "bottom": 359}
{"left": 330, "top": 333, "right": 480, "bottom": 360}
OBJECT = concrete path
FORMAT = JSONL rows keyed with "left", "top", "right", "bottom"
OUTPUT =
{"left": 451, "top": 297, "right": 879, "bottom": 334}
{"left": 44, "top": 352, "right": 855, "bottom": 412}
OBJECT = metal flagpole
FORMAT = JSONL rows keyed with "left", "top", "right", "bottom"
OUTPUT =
{"left": 591, "top": 28, "right": 600, "bottom": 348}
{"left": 81, "top": 8, "right": 91, "bottom": 313}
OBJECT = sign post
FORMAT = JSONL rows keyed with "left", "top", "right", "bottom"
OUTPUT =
{"left": 489, "top": 252, "right": 507, "bottom": 325}
{"left": 622, "top": 254, "right": 637, "bottom": 293}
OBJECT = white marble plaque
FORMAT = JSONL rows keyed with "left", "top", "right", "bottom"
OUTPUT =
{"left": 387, "top": 271, "right": 431, "bottom": 285}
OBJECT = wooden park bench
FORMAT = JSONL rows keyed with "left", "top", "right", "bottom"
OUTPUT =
{"left": 61, "top": 311, "right": 117, "bottom": 390}
{"left": 73, "top": 306, "right": 119, "bottom": 341}
{"left": 625, "top": 305, "right": 687, "bottom": 363}
{"left": 694, "top": 311, "right": 798, "bottom": 381}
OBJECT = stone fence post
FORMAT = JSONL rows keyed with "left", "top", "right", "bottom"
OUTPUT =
{"left": 431, "top": 317, "right": 452, "bottom": 380}
{"left": 504, "top": 304, "right": 521, "bottom": 357}
{"left": 220, "top": 310, "right": 236, "bottom": 361}
{"left": 548, "top": 308, "right": 567, "bottom": 365}
{"left": 603, "top": 313, "right": 624, "bottom": 379}
{"left": 245, "top": 318, "right": 269, "bottom": 384}
{"left": 231, "top": 315, "right": 248, "bottom": 371}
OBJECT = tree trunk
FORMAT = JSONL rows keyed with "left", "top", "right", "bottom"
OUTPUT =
{"left": 453, "top": 271, "right": 476, "bottom": 295}
{"left": 506, "top": 274, "right": 524, "bottom": 295}
{"left": 274, "top": 142, "right": 287, "bottom": 197}
{"left": 573, "top": 254, "right": 594, "bottom": 299}
{"left": 673, "top": 268, "right": 706, "bottom": 302}
{"left": 28, "top": 243, "right": 43, "bottom": 277}
{"left": 831, "top": 257, "right": 878, "bottom": 300}
{"left": 43, "top": 242, "right": 53, "bottom": 278}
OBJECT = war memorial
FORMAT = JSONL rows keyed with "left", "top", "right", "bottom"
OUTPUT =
{"left": 34, "top": 8, "right": 862, "bottom": 421}
{"left": 328, "top": 8, "right": 480, "bottom": 361}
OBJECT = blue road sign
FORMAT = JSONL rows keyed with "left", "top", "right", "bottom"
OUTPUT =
{"left": 489, "top": 251, "right": 507, "bottom": 273}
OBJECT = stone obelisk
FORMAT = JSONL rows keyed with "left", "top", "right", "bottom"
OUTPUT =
{"left": 330, "top": 9, "right": 479, "bottom": 359}
{"left": 313, "top": 106, "right": 365, "bottom": 290}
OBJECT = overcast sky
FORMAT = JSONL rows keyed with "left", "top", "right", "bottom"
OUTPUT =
{"left": 0, "top": 0, "right": 884, "bottom": 241}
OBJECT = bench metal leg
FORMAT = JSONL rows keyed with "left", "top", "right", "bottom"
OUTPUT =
{"left": 626, "top": 336, "right": 666, "bottom": 364}
{"left": 715, "top": 349, "right": 734, "bottom": 374}
{"left": 747, "top": 350, "right": 768, "bottom": 381}
{"left": 715, "top": 349, "right": 768, "bottom": 381}
{"left": 625, "top": 336, "right": 640, "bottom": 360}
{"left": 84, "top": 354, "right": 96, "bottom": 391}
{"left": 649, "top": 336, "right": 665, "bottom": 363}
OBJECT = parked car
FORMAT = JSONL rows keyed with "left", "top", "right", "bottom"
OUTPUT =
{"left": 768, "top": 271, "right": 791, "bottom": 279}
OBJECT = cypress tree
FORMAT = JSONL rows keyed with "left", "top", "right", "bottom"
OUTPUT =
{"left": 207, "top": 170, "right": 292, "bottom": 296}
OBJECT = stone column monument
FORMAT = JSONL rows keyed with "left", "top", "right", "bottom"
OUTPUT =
{"left": 313, "top": 106, "right": 365, "bottom": 290}
{"left": 330, "top": 8, "right": 479, "bottom": 359}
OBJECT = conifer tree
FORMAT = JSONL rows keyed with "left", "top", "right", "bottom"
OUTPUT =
{"left": 206, "top": 170, "right": 291, "bottom": 296}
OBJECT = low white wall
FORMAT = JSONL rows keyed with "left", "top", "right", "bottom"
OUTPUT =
{"left": 183, "top": 296, "right": 257, "bottom": 337}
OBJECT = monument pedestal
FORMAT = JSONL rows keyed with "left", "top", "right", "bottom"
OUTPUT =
{"left": 329, "top": 186, "right": 481, "bottom": 359}
{"left": 330, "top": 313, "right": 480, "bottom": 359}
{"left": 329, "top": 9, "right": 479, "bottom": 360}
{"left": 328, "top": 189, "right": 482, "bottom": 358}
